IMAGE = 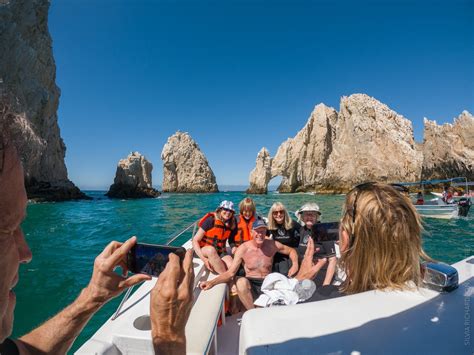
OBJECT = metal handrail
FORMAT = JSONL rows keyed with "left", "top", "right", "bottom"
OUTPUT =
{"left": 111, "top": 220, "right": 198, "bottom": 320}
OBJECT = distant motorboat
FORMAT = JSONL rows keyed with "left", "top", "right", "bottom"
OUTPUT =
{"left": 392, "top": 177, "right": 472, "bottom": 219}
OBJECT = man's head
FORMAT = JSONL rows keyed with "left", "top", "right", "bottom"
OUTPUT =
{"left": 251, "top": 219, "right": 267, "bottom": 247}
{"left": 0, "top": 144, "right": 32, "bottom": 342}
{"left": 0, "top": 91, "right": 40, "bottom": 342}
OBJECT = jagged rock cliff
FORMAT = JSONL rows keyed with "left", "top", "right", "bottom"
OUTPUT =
{"left": 248, "top": 94, "right": 426, "bottom": 193}
{"left": 271, "top": 103, "right": 338, "bottom": 192}
{"left": 247, "top": 148, "right": 272, "bottom": 194}
{"left": 320, "top": 94, "right": 422, "bottom": 192}
{"left": 106, "top": 152, "right": 160, "bottom": 198}
{"left": 0, "top": 0, "right": 86, "bottom": 201}
{"left": 161, "top": 131, "right": 218, "bottom": 193}
{"left": 421, "top": 111, "right": 474, "bottom": 180}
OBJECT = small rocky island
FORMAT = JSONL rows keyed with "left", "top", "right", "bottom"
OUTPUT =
{"left": 161, "top": 131, "right": 218, "bottom": 193}
{"left": 106, "top": 152, "right": 160, "bottom": 199}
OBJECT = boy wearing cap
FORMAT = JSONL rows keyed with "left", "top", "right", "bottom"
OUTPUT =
{"left": 199, "top": 219, "right": 299, "bottom": 310}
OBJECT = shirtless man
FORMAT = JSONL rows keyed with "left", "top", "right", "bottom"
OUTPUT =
{"left": 199, "top": 219, "right": 299, "bottom": 310}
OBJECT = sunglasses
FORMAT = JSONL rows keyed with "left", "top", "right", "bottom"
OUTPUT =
{"left": 272, "top": 210, "right": 285, "bottom": 215}
{"left": 222, "top": 208, "right": 234, "bottom": 213}
{"left": 346, "top": 182, "right": 377, "bottom": 242}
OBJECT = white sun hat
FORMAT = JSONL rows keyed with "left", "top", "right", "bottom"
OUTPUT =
{"left": 295, "top": 202, "right": 322, "bottom": 221}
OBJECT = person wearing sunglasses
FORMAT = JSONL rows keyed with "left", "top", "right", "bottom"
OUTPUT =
{"left": 295, "top": 203, "right": 337, "bottom": 287}
{"left": 267, "top": 202, "right": 301, "bottom": 276}
{"left": 296, "top": 182, "right": 432, "bottom": 302}
{"left": 192, "top": 200, "right": 237, "bottom": 274}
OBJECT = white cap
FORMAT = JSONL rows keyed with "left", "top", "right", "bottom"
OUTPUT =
{"left": 218, "top": 200, "right": 235, "bottom": 212}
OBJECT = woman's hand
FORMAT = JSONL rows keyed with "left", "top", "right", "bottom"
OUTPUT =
{"left": 84, "top": 236, "right": 151, "bottom": 305}
{"left": 151, "top": 249, "right": 195, "bottom": 354}
{"left": 295, "top": 238, "right": 327, "bottom": 281}
{"left": 203, "top": 257, "right": 214, "bottom": 272}
{"left": 288, "top": 263, "right": 299, "bottom": 278}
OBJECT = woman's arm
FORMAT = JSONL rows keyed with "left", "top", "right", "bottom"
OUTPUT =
{"left": 192, "top": 227, "right": 206, "bottom": 260}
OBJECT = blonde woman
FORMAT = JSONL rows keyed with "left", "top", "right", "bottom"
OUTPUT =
{"left": 267, "top": 202, "right": 300, "bottom": 276}
{"left": 296, "top": 182, "right": 432, "bottom": 301}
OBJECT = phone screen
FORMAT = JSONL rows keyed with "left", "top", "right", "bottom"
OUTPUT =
{"left": 313, "top": 222, "right": 340, "bottom": 258}
{"left": 127, "top": 243, "right": 186, "bottom": 277}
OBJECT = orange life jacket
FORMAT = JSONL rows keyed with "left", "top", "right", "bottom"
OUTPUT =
{"left": 198, "top": 212, "right": 233, "bottom": 254}
{"left": 234, "top": 215, "right": 255, "bottom": 247}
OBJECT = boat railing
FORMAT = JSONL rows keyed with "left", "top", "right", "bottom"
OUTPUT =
{"left": 111, "top": 219, "right": 199, "bottom": 320}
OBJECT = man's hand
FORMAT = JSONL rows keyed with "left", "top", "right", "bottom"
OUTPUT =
{"left": 151, "top": 249, "right": 194, "bottom": 354}
{"left": 295, "top": 238, "right": 327, "bottom": 281}
{"left": 199, "top": 280, "right": 213, "bottom": 290}
{"left": 85, "top": 236, "right": 151, "bottom": 305}
{"left": 231, "top": 246, "right": 237, "bottom": 255}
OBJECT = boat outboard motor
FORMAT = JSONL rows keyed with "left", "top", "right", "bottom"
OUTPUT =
{"left": 421, "top": 262, "right": 459, "bottom": 292}
{"left": 457, "top": 198, "right": 471, "bottom": 217}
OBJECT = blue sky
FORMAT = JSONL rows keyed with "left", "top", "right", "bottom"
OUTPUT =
{"left": 49, "top": 0, "right": 473, "bottom": 190}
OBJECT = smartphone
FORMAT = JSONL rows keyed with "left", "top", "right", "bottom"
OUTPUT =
{"left": 312, "top": 222, "right": 340, "bottom": 258}
{"left": 314, "top": 240, "right": 337, "bottom": 258}
{"left": 127, "top": 243, "right": 186, "bottom": 277}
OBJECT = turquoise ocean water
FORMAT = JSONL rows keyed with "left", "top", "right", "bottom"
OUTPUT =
{"left": 12, "top": 191, "right": 474, "bottom": 353}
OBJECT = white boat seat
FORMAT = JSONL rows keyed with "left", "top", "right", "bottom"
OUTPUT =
{"left": 186, "top": 271, "right": 227, "bottom": 355}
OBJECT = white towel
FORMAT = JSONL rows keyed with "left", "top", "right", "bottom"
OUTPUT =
{"left": 254, "top": 273, "right": 316, "bottom": 307}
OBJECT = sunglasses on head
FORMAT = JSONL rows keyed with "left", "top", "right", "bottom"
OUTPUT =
{"left": 346, "top": 182, "right": 377, "bottom": 242}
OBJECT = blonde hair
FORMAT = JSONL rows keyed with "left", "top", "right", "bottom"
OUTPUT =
{"left": 340, "top": 183, "right": 431, "bottom": 294}
{"left": 239, "top": 197, "right": 256, "bottom": 217}
{"left": 267, "top": 202, "right": 293, "bottom": 230}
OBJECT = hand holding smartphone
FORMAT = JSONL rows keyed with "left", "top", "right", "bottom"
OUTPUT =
{"left": 127, "top": 243, "right": 186, "bottom": 277}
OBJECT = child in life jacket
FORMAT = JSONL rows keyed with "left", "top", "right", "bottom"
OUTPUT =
{"left": 296, "top": 203, "right": 337, "bottom": 287}
{"left": 229, "top": 197, "right": 259, "bottom": 255}
{"left": 192, "top": 200, "right": 237, "bottom": 274}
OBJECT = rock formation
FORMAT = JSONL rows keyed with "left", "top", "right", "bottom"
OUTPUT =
{"left": 320, "top": 94, "right": 422, "bottom": 192}
{"left": 421, "top": 111, "right": 474, "bottom": 181}
{"left": 106, "top": 152, "right": 160, "bottom": 198}
{"left": 248, "top": 94, "right": 426, "bottom": 193}
{"left": 247, "top": 148, "right": 272, "bottom": 194}
{"left": 271, "top": 104, "right": 338, "bottom": 192}
{"left": 161, "top": 131, "right": 218, "bottom": 193}
{"left": 0, "top": 0, "right": 87, "bottom": 201}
